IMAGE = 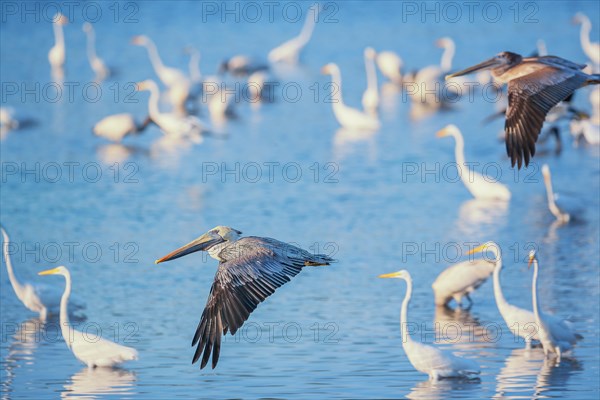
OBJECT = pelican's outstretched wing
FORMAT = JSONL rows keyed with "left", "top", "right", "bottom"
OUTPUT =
{"left": 192, "top": 237, "right": 333, "bottom": 369}
{"left": 505, "top": 67, "right": 587, "bottom": 168}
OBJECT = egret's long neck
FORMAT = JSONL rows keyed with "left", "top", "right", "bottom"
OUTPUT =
{"left": 531, "top": 260, "right": 543, "bottom": 320}
{"left": 85, "top": 30, "right": 98, "bottom": 62}
{"left": 329, "top": 70, "right": 345, "bottom": 113}
{"left": 145, "top": 41, "right": 166, "bottom": 76}
{"left": 400, "top": 278, "right": 413, "bottom": 345}
{"left": 60, "top": 272, "right": 72, "bottom": 347}
{"left": 580, "top": 20, "right": 592, "bottom": 52}
{"left": 543, "top": 174, "right": 563, "bottom": 220}
{"left": 146, "top": 85, "right": 162, "bottom": 120}
{"left": 298, "top": 10, "right": 316, "bottom": 44}
{"left": 53, "top": 22, "right": 64, "bottom": 48}
{"left": 2, "top": 232, "right": 25, "bottom": 297}
{"left": 492, "top": 251, "right": 510, "bottom": 313}
{"left": 440, "top": 43, "right": 455, "bottom": 72}
{"left": 366, "top": 56, "right": 378, "bottom": 92}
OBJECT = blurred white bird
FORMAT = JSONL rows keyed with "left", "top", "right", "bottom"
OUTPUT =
{"left": 82, "top": 22, "right": 109, "bottom": 81}
{"left": 321, "top": 63, "right": 380, "bottom": 131}
{"left": 572, "top": 13, "right": 600, "bottom": 67}
{"left": 362, "top": 47, "right": 379, "bottom": 116}
{"left": 432, "top": 258, "right": 496, "bottom": 308}
{"left": 48, "top": 13, "right": 68, "bottom": 77}
{"left": 541, "top": 164, "right": 570, "bottom": 223}
{"left": 376, "top": 51, "right": 404, "bottom": 85}
{"left": 437, "top": 125, "right": 511, "bottom": 201}
{"left": 268, "top": 4, "right": 318, "bottom": 63}
{"left": 2, "top": 227, "right": 84, "bottom": 320}
{"left": 528, "top": 251, "right": 582, "bottom": 361}
{"left": 93, "top": 113, "right": 151, "bottom": 143}
{"left": 380, "top": 270, "right": 480, "bottom": 380}
{"left": 136, "top": 79, "right": 206, "bottom": 142}
{"left": 39, "top": 266, "right": 138, "bottom": 368}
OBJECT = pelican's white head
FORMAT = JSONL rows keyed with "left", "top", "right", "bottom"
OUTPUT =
{"left": 155, "top": 226, "right": 242, "bottom": 264}
{"left": 38, "top": 265, "right": 69, "bottom": 277}
{"left": 378, "top": 269, "right": 411, "bottom": 281}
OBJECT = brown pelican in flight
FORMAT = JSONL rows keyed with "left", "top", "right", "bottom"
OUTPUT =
{"left": 446, "top": 52, "right": 600, "bottom": 168}
{"left": 155, "top": 226, "right": 335, "bottom": 369}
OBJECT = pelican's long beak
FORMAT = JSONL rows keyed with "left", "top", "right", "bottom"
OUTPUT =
{"left": 38, "top": 267, "right": 61, "bottom": 276}
{"left": 155, "top": 233, "right": 225, "bottom": 264}
{"left": 436, "top": 127, "right": 449, "bottom": 138}
{"left": 378, "top": 271, "right": 402, "bottom": 279}
{"left": 445, "top": 57, "right": 500, "bottom": 80}
{"left": 466, "top": 244, "right": 487, "bottom": 256}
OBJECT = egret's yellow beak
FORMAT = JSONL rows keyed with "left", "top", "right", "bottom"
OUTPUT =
{"left": 527, "top": 254, "right": 535, "bottom": 269}
{"left": 38, "top": 267, "right": 61, "bottom": 276}
{"left": 436, "top": 128, "right": 449, "bottom": 138}
{"left": 320, "top": 66, "right": 329, "bottom": 75}
{"left": 378, "top": 271, "right": 402, "bottom": 279}
{"left": 466, "top": 244, "right": 487, "bottom": 256}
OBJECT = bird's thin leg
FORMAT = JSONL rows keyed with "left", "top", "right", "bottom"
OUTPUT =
{"left": 525, "top": 339, "right": 532, "bottom": 350}
{"left": 465, "top": 293, "right": 474, "bottom": 310}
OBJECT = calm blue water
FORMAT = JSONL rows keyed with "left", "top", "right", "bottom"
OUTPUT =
{"left": 1, "top": 1, "right": 599, "bottom": 399}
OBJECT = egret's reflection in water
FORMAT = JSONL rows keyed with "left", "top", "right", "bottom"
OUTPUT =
{"left": 61, "top": 367, "right": 137, "bottom": 399}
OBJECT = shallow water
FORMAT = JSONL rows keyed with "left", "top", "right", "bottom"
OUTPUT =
{"left": 1, "top": 1, "right": 599, "bottom": 399}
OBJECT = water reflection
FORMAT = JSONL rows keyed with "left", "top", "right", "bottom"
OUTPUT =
{"left": 407, "top": 377, "right": 481, "bottom": 399}
{"left": 2, "top": 318, "right": 44, "bottom": 394}
{"left": 96, "top": 144, "right": 148, "bottom": 165}
{"left": 61, "top": 367, "right": 137, "bottom": 399}
{"left": 454, "top": 199, "right": 509, "bottom": 237}
{"left": 332, "top": 128, "right": 378, "bottom": 162}
{"left": 534, "top": 356, "right": 582, "bottom": 398}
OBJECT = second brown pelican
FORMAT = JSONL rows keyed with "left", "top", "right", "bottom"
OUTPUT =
{"left": 155, "top": 226, "right": 335, "bottom": 369}
{"left": 446, "top": 52, "right": 600, "bottom": 168}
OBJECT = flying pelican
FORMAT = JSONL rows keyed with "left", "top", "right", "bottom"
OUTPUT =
{"left": 362, "top": 47, "right": 379, "bottom": 116}
{"left": 131, "top": 35, "right": 191, "bottom": 114}
{"left": 268, "top": 4, "right": 318, "bottom": 63}
{"left": 572, "top": 13, "right": 600, "bottom": 66}
{"left": 48, "top": 13, "right": 68, "bottom": 73}
{"left": 527, "top": 251, "right": 582, "bottom": 361}
{"left": 379, "top": 270, "right": 480, "bottom": 380}
{"left": 93, "top": 114, "right": 151, "bottom": 143}
{"left": 136, "top": 79, "right": 206, "bottom": 142}
{"left": 82, "top": 22, "right": 109, "bottom": 81}
{"left": 376, "top": 51, "right": 404, "bottom": 85}
{"left": 321, "top": 63, "right": 380, "bottom": 131}
{"left": 541, "top": 164, "right": 570, "bottom": 223}
{"left": 219, "top": 56, "right": 268, "bottom": 76}
{"left": 155, "top": 226, "right": 334, "bottom": 369}
{"left": 2, "top": 227, "right": 84, "bottom": 320}
{"left": 467, "top": 242, "right": 573, "bottom": 347}
{"left": 436, "top": 125, "right": 511, "bottom": 201}
{"left": 446, "top": 51, "right": 600, "bottom": 168}
{"left": 38, "top": 266, "right": 138, "bottom": 368}
{"left": 431, "top": 258, "right": 496, "bottom": 308}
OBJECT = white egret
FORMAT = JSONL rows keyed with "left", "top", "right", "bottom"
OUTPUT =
{"left": 136, "top": 79, "right": 206, "bottom": 142}
{"left": 131, "top": 35, "right": 191, "bottom": 114}
{"left": 48, "top": 13, "right": 68, "bottom": 72}
{"left": 2, "top": 227, "right": 84, "bottom": 320}
{"left": 376, "top": 51, "right": 404, "bottom": 85}
{"left": 528, "top": 251, "right": 581, "bottom": 361}
{"left": 93, "top": 113, "right": 151, "bottom": 143}
{"left": 436, "top": 125, "right": 511, "bottom": 201}
{"left": 362, "top": 47, "right": 379, "bottom": 116}
{"left": 321, "top": 63, "right": 380, "bottom": 131}
{"left": 572, "top": 13, "right": 600, "bottom": 66}
{"left": 82, "top": 22, "right": 109, "bottom": 81}
{"left": 379, "top": 270, "right": 480, "bottom": 380}
{"left": 38, "top": 266, "right": 138, "bottom": 368}
{"left": 431, "top": 259, "right": 496, "bottom": 308}
{"left": 570, "top": 87, "right": 600, "bottom": 144}
{"left": 268, "top": 4, "right": 318, "bottom": 63}
{"left": 541, "top": 164, "right": 570, "bottom": 223}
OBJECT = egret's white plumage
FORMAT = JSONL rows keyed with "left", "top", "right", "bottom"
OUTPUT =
{"left": 432, "top": 259, "right": 495, "bottom": 307}
{"left": 136, "top": 79, "right": 206, "bottom": 142}
{"left": 437, "top": 125, "right": 511, "bottom": 201}
{"left": 48, "top": 13, "right": 68, "bottom": 72}
{"left": 573, "top": 13, "right": 600, "bottom": 66}
{"left": 379, "top": 270, "right": 480, "bottom": 380}
{"left": 362, "top": 47, "right": 379, "bottom": 116}
{"left": 528, "top": 251, "right": 581, "bottom": 361}
{"left": 2, "top": 227, "right": 84, "bottom": 320}
{"left": 38, "top": 266, "right": 138, "bottom": 368}
{"left": 321, "top": 63, "right": 380, "bottom": 131}
{"left": 541, "top": 164, "right": 570, "bottom": 223}
{"left": 93, "top": 113, "right": 151, "bottom": 142}
{"left": 82, "top": 22, "right": 109, "bottom": 81}
{"left": 376, "top": 51, "right": 404, "bottom": 84}
{"left": 268, "top": 4, "right": 318, "bottom": 63}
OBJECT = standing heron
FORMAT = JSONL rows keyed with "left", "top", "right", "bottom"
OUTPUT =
{"left": 268, "top": 4, "right": 318, "bottom": 64}
{"left": 572, "top": 13, "right": 600, "bottom": 67}
{"left": 82, "top": 22, "right": 109, "bottom": 81}
{"left": 431, "top": 258, "right": 496, "bottom": 308}
{"left": 155, "top": 226, "right": 334, "bottom": 369}
{"left": 541, "top": 164, "right": 571, "bottom": 223}
{"left": 446, "top": 51, "right": 600, "bottom": 168}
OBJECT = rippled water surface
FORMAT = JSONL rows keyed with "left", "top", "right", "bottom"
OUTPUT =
{"left": 1, "top": 1, "right": 599, "bottom": 399}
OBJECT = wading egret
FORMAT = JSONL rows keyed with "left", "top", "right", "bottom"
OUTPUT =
{"left": 572, "top": 13, "right": 600, "bottom": 66}
{"left": 93, "top": 114, "right": 151, "bottom": 142}
{"left": 82, "top": 22, "right": 109, "bottom": 81}
{"left": 541, "top": 164, "right": 570, "bottom": 223}
{"left": 362, "top": 47, "right": 379, "bottom": 116}
{"left": 38, "top": 266, "right": 138, "bottom": 368}
{"left": 268, "top": 4, "right": 318, "bottom": 64}
{"left": 379, "top": 270, "right": 480, "bottom": 380}
{"left": 155, "top": 226, "right": 334, "bottom": 369}
{"left": 431, "top": 259, "right": 496, "bottom": 308}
